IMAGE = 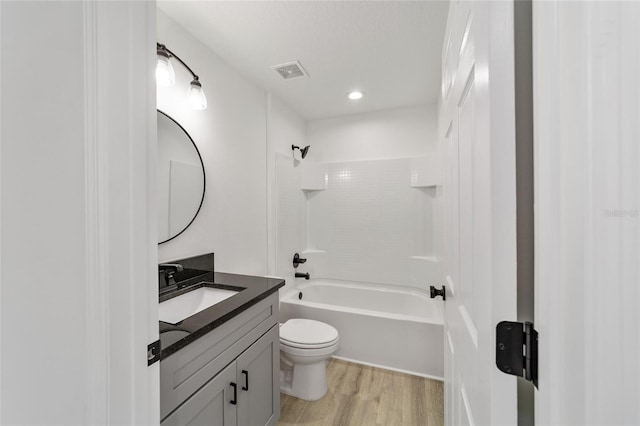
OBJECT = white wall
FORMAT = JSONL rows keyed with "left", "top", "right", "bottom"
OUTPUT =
{"left": 291, "top": 105, "right": 441, "bottom": 290}
{"left": 157, "top": 10, "right": 268, "bottom": 275}
{"left": 267, "top": 95, "right": 307, "bottom": 161}
{"left": 266, "top": 95, "right": 306, "bottom": 293}
{"left": 157, "top": 10, "right": 311, "bottom": 293}
{"left": 1, "top": 4, "right": 87, "bottom": 423}
{"left": 306, "top": 104, "right": 438, "bottom": 162}
{"left": 1, "top": 2, "right": 157, "bottom": 424}
{"left": 156, "top": 11, "right": 440, "bottom": 292}
{"left": 306, "top": 158, "right": 439, "bottom": 288}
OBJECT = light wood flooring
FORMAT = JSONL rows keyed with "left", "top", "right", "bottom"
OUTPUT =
{"left": 278, "top": 359, "right": 444, "bottom": 426}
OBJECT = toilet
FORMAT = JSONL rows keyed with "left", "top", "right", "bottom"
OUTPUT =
{"left": 279, "top": 318, "right": 339, "bottom": 401}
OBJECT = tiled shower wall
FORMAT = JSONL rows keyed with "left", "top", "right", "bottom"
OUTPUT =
{"left": 305, "top": 158, "right": 439, "bottom": 289}
{"left": 274, "top": 105, "right": 441, "bottom": 292}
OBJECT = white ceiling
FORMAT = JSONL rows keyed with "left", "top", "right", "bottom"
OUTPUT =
{"left": 157, "top": 1, "right": 448, "bottom": 120}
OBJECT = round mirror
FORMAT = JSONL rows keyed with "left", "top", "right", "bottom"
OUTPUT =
{"left": 157, "top": 110, "right": 205, "bottom": 244}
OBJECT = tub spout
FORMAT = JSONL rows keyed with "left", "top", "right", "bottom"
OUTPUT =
{"left": 295, "top": 272, "right": 310, "bottom": 280}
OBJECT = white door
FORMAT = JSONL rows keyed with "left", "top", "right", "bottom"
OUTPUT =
{"left": 533, "top": 1, "right": 640, "bottom": 424}
{"left": 440, "top": 1, "right": 518, "bottom": 425}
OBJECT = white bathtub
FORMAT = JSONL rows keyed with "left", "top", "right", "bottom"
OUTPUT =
{"left": 280, "top": 279, "right": 443, "bottom": 380}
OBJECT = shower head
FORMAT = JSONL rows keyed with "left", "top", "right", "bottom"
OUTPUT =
{"left": 300, "top": 145, "right": 310, "bottom": 159}
{"left": 292, "top": 145, "right": 310, "bottom": 159}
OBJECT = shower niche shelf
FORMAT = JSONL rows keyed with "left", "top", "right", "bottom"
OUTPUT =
{"left": 410, "top": 255, "right": 440, "bottom": 263}
{"left": 410, "top": 155, "right": 441, "bottom": 188}
{"left": 300, "top": 163, "right": 326, "bottom": 191}
{"left": 409, "top": 256, "right": 443, "bottom": 288}
{"left": 298, "top": 249, "right": 327, "bottom": 275}
{"left": 301, "top": 249, "right": 326, "bottom": 254}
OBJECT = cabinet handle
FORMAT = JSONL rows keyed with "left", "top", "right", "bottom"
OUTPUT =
{"left": 230, "top": 382, "right": 237, "bottom": 405}
{"left": 242, "top": 370, "right": 249, "bottom": 391}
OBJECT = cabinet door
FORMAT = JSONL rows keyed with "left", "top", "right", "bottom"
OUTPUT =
{"left": 161, "top": 361, "right": 237, "bottom": 426}
{"left": 236, "top": 325, "right": 280, "bottom": 426}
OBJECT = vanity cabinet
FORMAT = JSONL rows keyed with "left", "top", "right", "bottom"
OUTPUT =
{"left": 162, "top": 325, "right": 279, "bottom": 426}
{"left": 236, "top": 325, "right": 279, "bottom": 426}
{"left": 162, "top": 361, "right": 237, "bottom": 426}
{"left": 160, "top": 293, "right": 279, "bottom": 426}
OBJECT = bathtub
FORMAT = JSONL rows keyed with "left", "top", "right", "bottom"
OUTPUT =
{"left": 280, "top": 279, "right": 443, "bottom": 380}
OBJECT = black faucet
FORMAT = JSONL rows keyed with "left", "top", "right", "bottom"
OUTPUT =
{"left": 159, "top": 263, "right": 184, "bottom": 287}
{"left": 295, "top": 272, "right": 310, "bottom": 280}
{"left": 292, "top": 253, "right": 307, "bottom": 268}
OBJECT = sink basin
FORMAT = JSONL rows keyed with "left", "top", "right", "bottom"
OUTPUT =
{"left": 159, "top": 286, "right": 239, "bottom": 324}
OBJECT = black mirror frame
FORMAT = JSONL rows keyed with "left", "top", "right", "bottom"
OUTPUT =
{"left": 157, "top": 109, "right": 206, "bottom": 245}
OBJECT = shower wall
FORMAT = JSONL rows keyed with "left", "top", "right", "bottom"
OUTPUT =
{"left": 273, "top": 153, "right": 304, "bottom": 293}
{"left": 306, "top": 158, "right": 439, "bottom": 288}
{"left": 268, "top": 95, "right": 307, "bottom": 293}
{"left": 274, "top": 104, "right": 443, "bottom": 292}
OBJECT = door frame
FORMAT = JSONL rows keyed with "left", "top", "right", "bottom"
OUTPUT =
{"left": 533, "top": 1, "right": 640, "bottom": 424}
{"left": 84, "top": 1, "right": 159, "bottom": 424}
{"left": 0, "top": 1, "right": 158, "bottom": 424}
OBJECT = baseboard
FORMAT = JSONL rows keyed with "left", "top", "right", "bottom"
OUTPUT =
{"left": 331, "top": 355, "right": 444, "bottom": 381}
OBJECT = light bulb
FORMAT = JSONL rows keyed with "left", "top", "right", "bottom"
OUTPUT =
{"left": 188, "top": 79, "right": 207, "bottom": 110}
{"left": 156, "top": 51, "right": 175, "bottom": 87}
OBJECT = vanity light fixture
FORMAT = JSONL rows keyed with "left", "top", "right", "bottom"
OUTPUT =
{"left": 347, "top": 90, "right": 364, "bottom": 101}
{"left": 156, "top": 43, "right": 207, "bottom": 110}
{"left": 156, "top": 46, "right": 175, "bottom": 87}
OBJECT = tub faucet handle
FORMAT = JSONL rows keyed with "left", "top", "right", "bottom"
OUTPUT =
{"left": 295, "top": 272, "right": 310, "bottom": 280}
{"left": 293, "top": 253, "right": 307, "bottom": 268}
{"left": 430, "top": 285, "right": 446, "bottom": 301}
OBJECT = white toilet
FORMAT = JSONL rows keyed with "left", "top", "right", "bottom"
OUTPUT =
{"left": 279, "top": 318, "right": 339, "bottom": 401}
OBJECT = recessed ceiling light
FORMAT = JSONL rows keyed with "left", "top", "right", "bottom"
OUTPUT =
{"left": 347, "top": 91, "right": 364, "bottom": 100}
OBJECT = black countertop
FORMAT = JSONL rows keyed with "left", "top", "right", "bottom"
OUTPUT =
{"left": 159, "top": 272, "right": 285, "bottom": 359}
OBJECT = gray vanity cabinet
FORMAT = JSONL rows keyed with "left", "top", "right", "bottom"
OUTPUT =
{"left": 236, "top": 325, "right": 279, "bottom": 426}
{"left": 161, "top": 362, "right": 237, "bottom": 426}
{"left": 160, "top": 293, "right": 280, "bottom": 426}
{"left": 161, "top": 326, "right": 278, "bottom": 426}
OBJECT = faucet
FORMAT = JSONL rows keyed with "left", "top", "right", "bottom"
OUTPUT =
{"left": 159, "top": 263, "right": 184, "bottom": 287}
{"left": 292, "top": 253, "right": 307, "bottom": 268}
{"left": 295, "top": 272, "right": 310, "bottom": 280}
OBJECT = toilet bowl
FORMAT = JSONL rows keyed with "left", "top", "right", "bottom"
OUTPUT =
{"left": 279, "top": 318, "right": 339, "bottom": 401}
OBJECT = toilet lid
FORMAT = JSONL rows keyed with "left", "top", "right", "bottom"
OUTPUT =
{"left": 279, "top": 319, "right": 339, "bottom": 347}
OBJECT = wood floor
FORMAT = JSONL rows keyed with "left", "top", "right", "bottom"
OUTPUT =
{"left": 278, "top": 359, "right": 444, "bottom": 426}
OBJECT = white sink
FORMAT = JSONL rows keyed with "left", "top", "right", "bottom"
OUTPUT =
{"left": 159, "top": 286, "right": 239, "bottom": 324}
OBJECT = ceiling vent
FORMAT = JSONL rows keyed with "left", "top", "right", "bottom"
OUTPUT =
{"left": 272, "top": 61, "right": 309, "bottom": 80}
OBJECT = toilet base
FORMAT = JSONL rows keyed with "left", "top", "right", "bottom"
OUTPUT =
{"left": 280, "top": 356, "right": 329, "bottom": 401}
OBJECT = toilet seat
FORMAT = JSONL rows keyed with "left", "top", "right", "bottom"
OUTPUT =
{"left": 280, "top": 337, "right": 339, "bottom": 350}
{"left": 279, "top": 319, "right": 339, "bottom": 349}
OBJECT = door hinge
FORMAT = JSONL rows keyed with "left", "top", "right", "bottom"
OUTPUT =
{"left": 148, "top": 340, "right": 161, "bottom": 366}
{"left": 496, "top": 321, "right": 538, "bottom": 388}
